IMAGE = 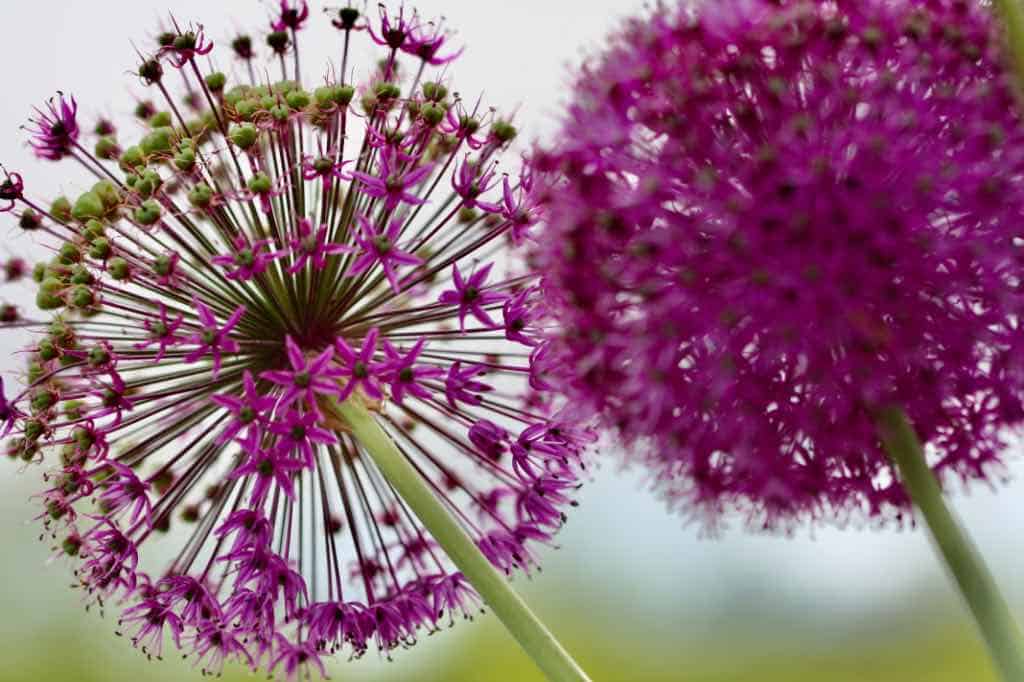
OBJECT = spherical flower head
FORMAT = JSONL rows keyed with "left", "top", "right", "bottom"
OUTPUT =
{"left": 0, "top": 4, "right": 587, "bottom": 677}
{"left": 535, "top": 0, "right": 1024, "bottom": 528}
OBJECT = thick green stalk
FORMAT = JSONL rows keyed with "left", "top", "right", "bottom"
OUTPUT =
{"left": 330, "top": 397, "right": 591, "bottom": 682}
{"left": 995, "top": 0, "right": 1024, "bottom": 93}
{"left": 877, "top": 407, "right": 1024, "bottom": 682}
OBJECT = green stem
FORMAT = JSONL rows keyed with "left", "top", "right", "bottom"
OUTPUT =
{"left": 995, "top": 0, "right": 1024, "bottom": 94}
{"left": 877, "top": 407, "right": 1024, "bottom": 682}
{"left": 330, "top": 397, "right": 591, "bottom": 682}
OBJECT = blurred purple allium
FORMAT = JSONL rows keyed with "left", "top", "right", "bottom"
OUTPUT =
{"left": 534, "top": 0, "right": 1024, "bottom": 529}
{"left": 0, "top": 4, "right": 589, "bottom": 678}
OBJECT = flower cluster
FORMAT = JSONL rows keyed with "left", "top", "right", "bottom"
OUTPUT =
{"left": 534, "top": 0, "right": 1024, "bottom": 528}
{"left": 0, "top": 3, "right": 589, "bottom": 677}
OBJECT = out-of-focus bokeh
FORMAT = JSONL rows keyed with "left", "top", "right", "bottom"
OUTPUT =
{"left": 0, "top": 1, "right": 1020, "bottom": 680}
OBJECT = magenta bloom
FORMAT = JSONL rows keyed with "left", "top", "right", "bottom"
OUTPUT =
{"left": 185, "top": 301, "right": 246, "bottom": 377}
{"left": 260, "top": 336, "right": 343, "bottom": 412}
{"left": 380, "top": 338, "right": 444, "bottom": 404}
{"left": 348, "top": 214, "right": 422, "bottom": 292}
{"left": 158, "top": 25, "right": 214, "bottom": 68}
{"left": 452, "top": 156, "right": 501, "bottom": 212}
{"left": 334, "top": 328, "right": 387, "bottom": 401}
{"left": 134, "top": 303, "right": 185, "bottom": 360}
{"left": 0, "top": 170, "right": 23, "bottom": 212}
{"left": 445, "top": 361, "right": 491, "bottom": 408}
{"left": 0, "top": 376, "right": 21, "bottom": 437}
{"left": 271, "top": 0, "right": 309, "bottom": 32}
{"left": 0, "top": 5, "right": 588, "bottom": 677}
{"left": 536, "top": 0, "right": 1024, "bottom": 527}
{"left": 268, "top": 410, "right": 338, "bottom": 465}
{"left": 351, "top": 149, "right": 434, "bottom": 212}
{"left": 211, "top": 370, "right": 276, "bottom": 444}
{"left": 212, "top": 236, "right": 281, "bottom": 280}
{"left": 29, "top": 94, "right": 79, "bottom": 161}
{"left": 438, "top": 262, "right": 506, "bottom": 331}
{"left": 403, "top": 17, "right": 463, "bottom": 65}
{"left": 233, "top": 446, "right": 307, "bottom": 503}
{"left": 286, "top": 218, "right": 348, "bottom": 273}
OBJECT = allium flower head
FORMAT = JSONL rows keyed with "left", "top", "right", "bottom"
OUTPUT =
{"left": 0, "top": 5, "right": 585, "bottom": 678}
{"left": 535, "top": 0, "right": 1024, "bottom": 528}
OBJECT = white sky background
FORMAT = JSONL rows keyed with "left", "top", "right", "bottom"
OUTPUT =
{"left": 0, "top": 0, "right": 1021, "bottom": 674}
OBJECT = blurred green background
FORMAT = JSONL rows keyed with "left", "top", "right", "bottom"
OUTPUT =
{"left": 0, "top": 460, "right": 1017, "bottom": 682}
{"left": 1, "top": 1, "right": 1022, "bottom": 680}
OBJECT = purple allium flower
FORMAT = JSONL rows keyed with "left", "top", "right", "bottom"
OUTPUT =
{"left": 271, "top": 0, "right": 310, "bottom": 32}
{"left": 403, "top": 16, "right": 464, "bottom": 65}
{"left": 334, "top": 328, "right": 387, "bottom": 401}
{"left": 348, "top": 213, "right": 422, "bottom": 293}
{"left": 380, "top": 338, "right": 444, "bottom": 404}
{"left": 351, "top": 148, "right": 434, "bottom": 211}
{"left": 0, "top": 5, "right": 588, "bottom": 677}
{"left": 452, "top": 156, "right": 502, "bottom": 213}
{"left": 29, "top": 94, "right": 79, "bottom": 161}
{"left": 535, "top": 0, "right": 1024, "bottom": 528}
{"left": 184, "top": 300, "right": 246, "bottom": 377}
{"left": 212, "top": 236, "right": 281, "bottom": 280}
{"left": 286, "top": 218, "right": 348, "bottom": 273}
{"left": 438, "top": 262, "right": 507, "bottom": 331}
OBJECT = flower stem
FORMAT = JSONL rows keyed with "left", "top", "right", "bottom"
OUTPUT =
{"left": 876, "top": 406, "right": 1024, "bottom": 682}
{"left": 329, "top": 397, "right": 591, "bottom": 682}
{"left": 994, "top": 0, "right": 1024, "bottom": 94}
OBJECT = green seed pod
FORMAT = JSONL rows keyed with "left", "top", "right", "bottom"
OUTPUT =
{"left": 134, "top": 199, "right": 162, "bottom": 225}
{"left": 205, "top": 71, "right": 227, "bottom": 92}
{"left": 108, "top": 256, "right": 131, "bottom": 280}
{"left": 153, "top": 254, "right": 174, "bottom": 277}
{"left": 422, "top": 81, "right": 448, "bottom": 102}
{"left": 38, "top": 338, "right": 59, "bottom": 361}
{"left": 141, "top": 126, "right": 175, "bottom": 156}
{"left": 89, "top": 237, "right": 111, "bottom": 260}
{"left": 31, "top": 390, "right": 56, "bottom": 413}
{"left": 50, "top": 196, "right": 72, "bottom": 222}
{"left": 87, "top": 346, "right": 109, "bottom": 367}
{"left": 36, "top": 288, "right": 64, "bottom": 310}
{"left": 94, "top": 136, "right": 119, "bottom": 160}
{"left": 92, "top": 180, "right": 121, "bottom": 211}
{"left": 267, "top": 30, "right": 290, "bottom": 53}
{"left": 314, "top": 86, "right": 335, "bottom": 110}
{"left": 174, "top": 147, "right": 196, "bottom": 172}
{"left": 188, "top": 183, "right": 214, "bottom": 208}
{"left": 70, "top": 265, "right": 94, "bottom": 285}
{"left": 32, "top": 262, "right": 46, "bottom": 282}
{"left": 491, "top": 120, "right": 518, "bottom": 143}
{"left": 286, "top": 89, "right": 311, "bottom": 110}
{"left": 69, "top": 285, "right": 94, "bottom": 308}
{"left": 119, "top": 146, "right": 145, "bottom": 171}
{"left": 229, "top": 123, "right": 259, "bottom": 149}
{"left": 149, "top": 111, "right": 173, "bottom": 128}
{"left": 138, "top": 58, "right": 163, "bottom": 83}
{"left": 83, "top": 218, "right": 105, "bottom": 241}
{"left": 235, "top": 99, "right": 260, "bottom": 120}
{"left": 63, "top": 400, "right": 85, "bottom": 420}
{"left": 58, "top": 242, "right": 82, "bottom": 265}
{"left": 20, "top": 208, "right": 41, "bottom": 230}
{"left": 334, "top": 85, "right": 355, "bottom": 106}
{"left": 248, "top": 172, "right": 272, "bottom": 194}
{"left": 224, "top": 85, "right": 250, "bottom": 108}
{"left": 422, "top": 103, "right": 445, "bottom": 126}
{"left": 24, "top": 419, "right": 45, "bottom": 442}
